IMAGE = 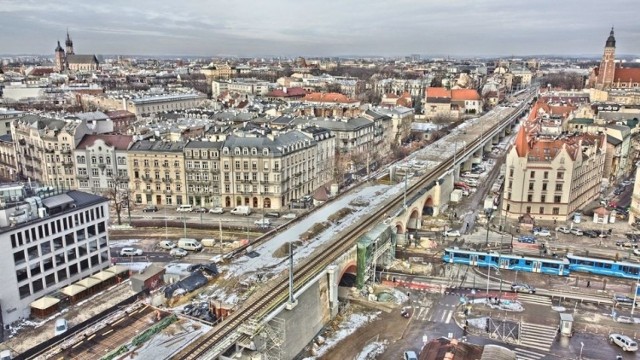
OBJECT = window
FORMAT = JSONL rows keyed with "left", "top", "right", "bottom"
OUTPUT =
{"left": 542, "top": 183, "right": 547, "bottom": 191}
{"left": 530, "top": 171, "right": 535, "bottom": 178}
{"left": 552, "top": 207, "right": 560, "bottom": 215}
{"left": 557, "top": 172, "right": 564, "bottom": 179}
{"left": 540, "top": 195, "right": 546, "bottom": 203}
{"left": 543, "top": 171, "right": 548, "bottom": 179}
{"left": 554, "top": 195, "right": 561, "bottom": 203}
{"left": 527, "top": 194, "right": 533, "bottom": 202}
{"left": 555, "top": 184, "right": 562, "bottom": 191}
{"left": 539, "top": 207, "right": 544, "bottom": 214}
{"left": 528, "top": 182, "right": 534, "bottom": 190}
{"left": 509, "top": 168, "right": 514, "bottom": 177}
{"left": 526, "top": 206, "right": 531, "bottom": 214}
{"left": 508, "top": 181, "right": 512, "bottom": 189}
{"left": 91, "top": 168, "right": 99, "bottom": 176}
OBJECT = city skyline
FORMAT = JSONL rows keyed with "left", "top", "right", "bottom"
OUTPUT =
{"left": 2, "top": 0, "right": 640, "bottom": 57}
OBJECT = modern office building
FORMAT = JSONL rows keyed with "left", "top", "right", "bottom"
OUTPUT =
{"left": 0, "top": 184, "right": 110, "bottom": 323}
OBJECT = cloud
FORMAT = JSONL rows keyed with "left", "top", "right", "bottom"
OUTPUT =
{"left": 1, "top": 0, "right": 639, "bottom": 56}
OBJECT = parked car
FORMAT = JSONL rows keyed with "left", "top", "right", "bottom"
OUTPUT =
{"left": 169, "top": 248, "right": 188, "bottom": 258}
{"left": 622, "top": 180, "right": 633, "bottom": 187}
{"left": 54, "top": 318, "right": 68, "bottom": 336}
{"left": 614, "top": 188, "right": 624, "bottom": 196}
{"left": 634, "top": 249, "right": 640, "bottom": 256}
{"left": 609, "top": 333, "right": 638, "bottom": 352}
{"left": 254, "top": 218, "right": 271, "bottom": 227}
{"left": 555, "top": 226, "right": 571, "bottom": 234}
{"left": 194, "top": 207, "right": 208, "bottom": 213}
{"left": 583, "top": 230, "right": 598, "bottom": 238}
{"left": 282, "top": 213, "right": 297, "bottom": 220}
{"left": 301, "top": 195, "right": 313, "bottom": 203}
{"left": 518, "top": 235, "right": 536, "bottom": 244}
{"left": 443, "top": 229, "right": 461, "bottom": 237}
{"left": 143, "top": 205, "right": 158, "bottom": 212}
{"left": 403, "top": 351, "right": 418, "bottom": 360}
{"left": 533, "top": 229, "right": 551, "bottom": 237}
{"left": 264, "top": 212, "right": 281, "bottom": 218}
{"left": 0, "top": 349, "right": 12, "bottom": 360}
{"left": 209, "top": 207, "right": 224, "bottom": 214}
{"left": 176, "top": 205, "right": 193, "bottom": 212}
{"left": 120, "top": 247, "right": 143, "bottom": 256}
{"left": 464, "top": 179, "right": 479, "bottom": 187}
{"left": 570, "top": 228, "right": 583, "bottom": 236}
{"left": 158, "top": 240, "right": 176, "bottom": 250}
{"left": 511, "top": 283, "right": 536, "bottom": 294}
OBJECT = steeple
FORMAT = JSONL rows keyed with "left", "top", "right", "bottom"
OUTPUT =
{"left": 55, "top": 40, "right": 64, "bottom": 53}
{"left": 605, "top": 27, "right": 616, "bottom": 48}
{"left": 65, "top": 29, "right": 74, "bottom": 55}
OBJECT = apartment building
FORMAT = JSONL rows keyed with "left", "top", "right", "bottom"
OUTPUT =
{"left": 75, "top": 135, "right": 134, "bottom": 194}
{"left": 299, "top": 126, "right": 335, "bottom": 188}
{"left": 11, "top": 114, "right": 113, "bottom": 188}
{"left": 184, "top": 141, "right": 223, "bottom": 208}
{"left": 0, "top": 108, "right": 23, "bottom": 135}
{"left": 0, "top": 184, "right": 110, "bottom": 323}
{"left": 0, "top": 134, "right": 17, "bottom": 181}
{"left": 211, "top": 78, "right": 271, "bottom": 97}
{"left": 502, "top": 126, "right": 606, "bottom": 222}
{"left": 128, "top": 141, "right": 187, "bottom": 206}
{"left": 219, "top": 132, "right": 318, "bottom": 209}
{"left": 629, "top": 167, "right": 640, "bottom": 226}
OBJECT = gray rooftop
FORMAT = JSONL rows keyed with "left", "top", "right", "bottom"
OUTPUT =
{"left": 129, "top": 140, "right": 187, "bottom": 152}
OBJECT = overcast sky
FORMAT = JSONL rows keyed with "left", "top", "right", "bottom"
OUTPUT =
{"left": 2, "top": 0, "right": 639, "bottom": 57}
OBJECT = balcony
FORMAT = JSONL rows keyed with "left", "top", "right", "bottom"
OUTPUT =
{"left": 98, "top": 163, "right": 106, "bottom": 169}
{"left": 63, "top": 161, "right": 74, "bottom": 168}
{"left": 144, "top": 189, "right": 154, "bottom": 194}
{"left": 61, "top": 149, "right": 71, "bottom": 154}
{"left": 77, "top": 174, "right": 89, "bottom": 180}
{"left": 44, "top": 148, "right": 54, "bottom": 154}
{"left": 164, "top": 190, "right": 172, "bottom": 195}
{"left": 162, "top": 178, "right": 173, "bottom": 183}
{"left": 141, "top": 176, "right": 152, "bottom": 182}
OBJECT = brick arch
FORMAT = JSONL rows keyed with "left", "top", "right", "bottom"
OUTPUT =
{"left": 405, "top": 207, "right": 421, "bottom": 233}
{"left": 423, "top": 196, "right": 434, "bottom": 217}
{"left": 395, "top": 222, "right": 405, "bottom": 234}
{"left": 338, "top": 260, "right": 357, "bottom": 285}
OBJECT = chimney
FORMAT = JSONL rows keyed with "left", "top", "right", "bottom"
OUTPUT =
{"left": 283, "top": 87, "right": 288, "bottom": 94}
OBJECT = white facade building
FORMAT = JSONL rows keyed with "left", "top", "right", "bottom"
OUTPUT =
{"left": 0, "top": 185, "right": 110, "bottom": 323}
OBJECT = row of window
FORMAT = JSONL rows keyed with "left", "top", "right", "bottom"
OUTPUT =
{"left": 505, "top": 203, "right": 562, "bottom": 215}
{"left": 76, "top": 155, "right": 126, "bottom": 165}
{"left": 17, "top": 252, "right": 109, "bottom": 299}
{"left": 9, "top": 210, "right": 106, "bottom": 249}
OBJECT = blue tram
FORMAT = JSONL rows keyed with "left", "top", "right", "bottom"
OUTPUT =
{"left": 442, "top": 248, "right": 570, "bottom": 276}
{"left": 566, "top": 254, "right": 640, "bottom": 280}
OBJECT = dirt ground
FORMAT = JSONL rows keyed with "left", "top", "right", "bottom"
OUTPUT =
{"left": 309, "top": 303, "right": 410, "bottom": 360}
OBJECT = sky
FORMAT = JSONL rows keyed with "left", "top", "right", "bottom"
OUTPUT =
{"left": 2, "top": 0, "right": 640, "bottom": 57}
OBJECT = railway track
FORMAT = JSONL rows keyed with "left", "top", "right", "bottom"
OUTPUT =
{"left": 174, "top": 101, "right": 531, "bottom": 359}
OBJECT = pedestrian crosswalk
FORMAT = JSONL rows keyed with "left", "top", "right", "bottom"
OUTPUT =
{"left": 512, "top": 347, "right": 548, "bottom": 360}
{"left": 516, "top": 294, "right": 552, "bottom": 306}
{"left": 519, "top": 322, "right": 557, "bottom": 352}
{"left": 420, "top": 304, "right": 455, "bottom": 323}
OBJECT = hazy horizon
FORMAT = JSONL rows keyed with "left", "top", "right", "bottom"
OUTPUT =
{"left": 2, "top": 0, "right": 639, "bottom": 57}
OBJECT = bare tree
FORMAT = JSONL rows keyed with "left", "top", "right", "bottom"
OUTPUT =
{"left": 325, "top": 83, "right": 342, "bottom": 93}
{"left": 104, "top": 178, "right": 130, "bottom": 225}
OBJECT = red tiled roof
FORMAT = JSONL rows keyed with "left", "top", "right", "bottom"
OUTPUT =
{"left": 426, "top": 87, "right": 450, "bottom": 98}
{"left": 303, "top": 92, "right": 358, "bottom": 103}
{"left": 267, "top": 87, "right": 308, "bottom": 98}
{"left": 514, "top": 126, "right": 528, "bottom": 157}
{"left": 614, "top": 68, "right": 640, "bottom": 83}
{"left": 76, "top": 134, "right": 133, "bottom": 150}
{"left": 451, "top": 89, "right": 481, "bottom": 101}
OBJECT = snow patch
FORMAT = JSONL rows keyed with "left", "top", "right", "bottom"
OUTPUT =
{"left": 303, "top": 312, "right": 381, "bottom": 359}
{"left": 356, "top": 340, "right": 388, "bottom": 360}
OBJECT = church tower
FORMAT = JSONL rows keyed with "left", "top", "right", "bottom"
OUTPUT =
{"left": 65, "top": 30, "right": 74, "bottom": 55}
{"left": 54, "top": 41, "right": 65, "bottom": 72}
{"left": 596, "top": 27, "right": 616, "bottom": 89}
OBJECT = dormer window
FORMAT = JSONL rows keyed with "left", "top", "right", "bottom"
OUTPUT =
{"left": 263, "top": 149, "right": 269, "bottom": 156}
{"left": 223, "top": 147, "right": 229, "bottom": 155}
{"left": 234, "top": 148, "right": 241, "bottom": 155}
{"left": 242, "top": 148, "right": 248, "bottom": 155}
{"left": 251, "top": 148, "right": 257, "bottom": 155}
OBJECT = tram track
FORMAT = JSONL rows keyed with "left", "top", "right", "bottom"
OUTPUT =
{"left": 174, "top": 101, "right": 531, "bottom": 359}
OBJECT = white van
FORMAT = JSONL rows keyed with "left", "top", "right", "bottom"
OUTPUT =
{"left": 176, "top": 205, "right": 193, "bottom": 212}
{"left": 230, "top": 206, "right": 251, "bottom": 216}
{"left": 201, "top": 238, "right": 217, "bottom": 247}
{"left": 177, "top": 238, "right": 202, "bottom": 251}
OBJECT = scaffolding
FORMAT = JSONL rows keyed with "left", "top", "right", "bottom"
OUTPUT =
{"left": 357, "top": 224, "right": 397, "bottom": 289}
{"left": 257, "top": 317, "right": 286, "bottom": 360}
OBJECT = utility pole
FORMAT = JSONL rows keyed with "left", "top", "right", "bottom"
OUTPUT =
{"left": 219, "top": 218, "right": 223, "bottom": 254}
{"left": 183, "top": 213, "right": 187, "bottom": 238}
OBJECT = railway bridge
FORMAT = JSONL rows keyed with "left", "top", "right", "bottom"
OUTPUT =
{"left": 174, "top": 98, "right": 533, "bottom": 360}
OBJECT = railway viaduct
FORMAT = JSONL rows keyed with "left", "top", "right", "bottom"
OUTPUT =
{"left": 177, "top": 100, "right": 532, "bottom": 360}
